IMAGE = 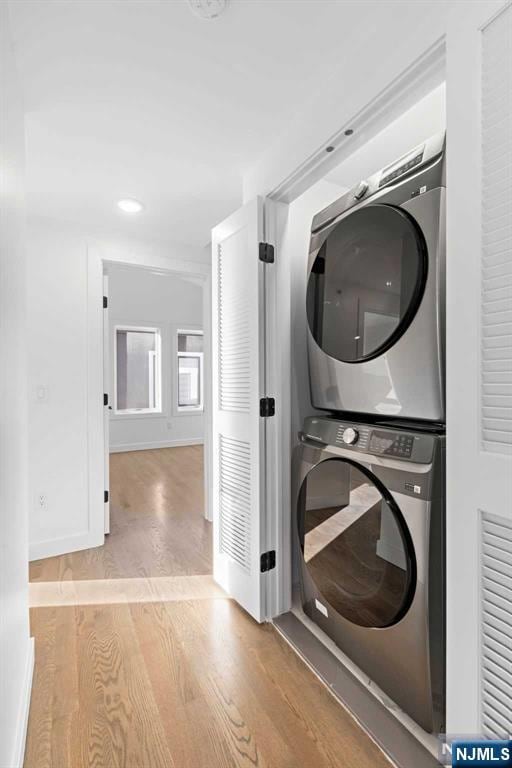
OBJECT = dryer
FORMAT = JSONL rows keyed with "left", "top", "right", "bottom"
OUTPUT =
{"left": 307, "top": 132, "right": 445, "bottom": 422}
{"left": 293, "top": 416, "right": 445, "bottom": 733}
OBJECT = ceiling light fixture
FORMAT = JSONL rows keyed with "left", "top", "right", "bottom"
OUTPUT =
{"left": 117, "top": 198, "right": 144, "bottom": 214}
{"left": 187, "top": 0, "right": 227, "bottom": 20}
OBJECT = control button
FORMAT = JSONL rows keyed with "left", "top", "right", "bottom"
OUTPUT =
{"left": 354, "top": 181, "right": 369, "bottom": 200}
{"left": 342, "top": 427, "right": 359, "bottom": 445}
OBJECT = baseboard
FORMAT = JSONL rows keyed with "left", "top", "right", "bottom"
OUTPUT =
{"left": 29, "top": 530, "right": 104, "bottom": 562}
{"left": 12, "top": 637, "right": 35, "bottom": 768}
{"left": 110, "top": 438, "right": 204, "bottom": 453}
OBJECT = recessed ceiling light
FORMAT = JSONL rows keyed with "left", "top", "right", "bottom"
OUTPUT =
{"left": 117, "top": 198, "right": 144, "bottom": 214}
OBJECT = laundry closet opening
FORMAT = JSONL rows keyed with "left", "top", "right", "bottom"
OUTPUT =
{"left": 29, "top": 262, "right": 213, "bottom": 602}
{"left": 276, "top": 78, "right": 447, "bottom": 755}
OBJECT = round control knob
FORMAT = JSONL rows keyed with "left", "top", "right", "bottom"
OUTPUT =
{"left": 353, "top": 181, "right": 369, "bottom": 200}
{"left": 342, "top": 427, "right": 359, "bottom": 445}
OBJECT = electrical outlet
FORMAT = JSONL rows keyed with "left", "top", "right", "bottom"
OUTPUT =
{"left": 36, "top": 385, "right": 48, "bottom": 402}
{"left": 38, "top": 494, "right": 47, "bottom": 510}
{"left": 167, "top": 421, "right": 172, "bottom": 430}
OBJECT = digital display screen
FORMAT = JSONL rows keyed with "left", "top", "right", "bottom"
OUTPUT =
{"left": 379, "top": 144, "right": 424, "bottom": 188}
{"left": 369, "top": 430, "right": 414, "bottom": 458}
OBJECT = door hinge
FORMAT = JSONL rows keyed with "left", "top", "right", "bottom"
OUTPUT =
{"left": 104, "top": 393, "right": 109, "bottom": 406}
{"left": 259, "top": 242, "right": 275, "bottom": 264}
{"left": 260, "top": 397, "right": 275, "bottom": 417}
{"left": 104, "top": 490, "right": 109, "bottom": 503}
{"left": 260, "top": 550, "right": 276, "bottom": 573}
{"left": 103, "top": 295, "right": 108, "bottom": 309}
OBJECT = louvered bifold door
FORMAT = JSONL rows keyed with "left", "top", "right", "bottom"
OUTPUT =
{"left": 211, "top": 198, "right": 268, "bottom": 622}
{"left": 479, "top": 1, "right": 512, "bottom": 738}
{"left": 481, "top": 513, "right": 512, "bottom": 740}
{"left": 445, "top": 0, "right": 512, "bottom": 733}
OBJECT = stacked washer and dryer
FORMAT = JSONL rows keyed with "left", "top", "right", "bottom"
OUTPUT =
{"left": 293, "top": 132, "right": 446, "bottom": 734}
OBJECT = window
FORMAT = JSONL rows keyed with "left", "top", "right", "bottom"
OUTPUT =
{"left": 177, "top": 330, "right": 204, "bottom": 411}
{"left": 115, "top": 326, "right": 161, "bottom": 414}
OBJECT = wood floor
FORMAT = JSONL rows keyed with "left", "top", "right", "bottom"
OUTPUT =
{"left": 24, "top": 598, "right": 391, "bottom": 768}
{"left": 30, "top": 446, "right": 211, "bottom": 582}
{"left": 25, "top": 445, "right": 391, "bottom": 768}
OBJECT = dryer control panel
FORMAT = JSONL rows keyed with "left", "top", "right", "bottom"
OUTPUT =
{"left": 302, "top": 417, "right": 437, "bottom": 464}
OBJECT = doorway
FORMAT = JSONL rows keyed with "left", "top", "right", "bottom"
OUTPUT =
{"left": 104, "top": 263, "right": 210, "bottom": 579}
{"left": 29, "top": 261, "right": 213, "bottom": 594}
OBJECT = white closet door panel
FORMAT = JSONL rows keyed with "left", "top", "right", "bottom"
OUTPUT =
{"left": 481, "top": 1, "right": 512, "bottom": 455}
{"left": 481, "top": 512, "right": 512, "bottom": 740}
{"left": 446, "top": 0, "right": 512, "bottom": 734}
{"left": 211, "top": 197, "right": 268, "bottom": 622}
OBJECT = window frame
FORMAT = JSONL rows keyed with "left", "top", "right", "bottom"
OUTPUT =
{"left": 113, "top": 324, "right": 162, "bottom": 416}
{"left": 176, "top": 328, "right": 204, "bottom": 413}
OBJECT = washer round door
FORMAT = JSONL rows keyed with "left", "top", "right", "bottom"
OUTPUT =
{"left": 307, "top": 204, "right": 428, "bottom": 363}
{"left": 298, "top": 457, "right": 416, "bottom": 629}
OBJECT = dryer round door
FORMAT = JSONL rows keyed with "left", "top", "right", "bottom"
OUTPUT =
{"left": 298, "top": 457, "right": 416, "bottom": 628}
{"left": 307, "top": 204, "right": 428, "bottom": 363}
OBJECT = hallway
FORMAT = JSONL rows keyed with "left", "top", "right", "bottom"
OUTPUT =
{"left": 30, "top": 446, "right": 211, "bottom": 583}
{"left": 24, "top": 598, "right": 391, "bottom": 768}
{"left": 24, "top": 444, "right": 391, "bottom": 768}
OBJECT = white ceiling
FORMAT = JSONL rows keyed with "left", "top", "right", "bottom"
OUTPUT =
{"left": 9, "top": 0, "right": 414, "bottom": 248}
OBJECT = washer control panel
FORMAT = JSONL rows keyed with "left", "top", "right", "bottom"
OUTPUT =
{"left": 334, "top": 421, "right": 370, "bottom": 451}
{"left": 368, "top": 430, "right": 414, "bottom": 458}
{"left": 342, "top": 427, "right": 359, "bottom": 445}
{"left": 302, "top": 417, "right": 437, "bottom": 464}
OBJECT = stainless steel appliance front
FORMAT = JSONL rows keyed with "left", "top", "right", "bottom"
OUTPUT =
{"left": 307, "top": 132, "right": 445, "bottom": 421}
{"left": 293, "top": 416, "right": 445, "bottom": 733}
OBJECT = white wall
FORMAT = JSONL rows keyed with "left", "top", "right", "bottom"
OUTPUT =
{"left": 108, "top": 264, "right": 204, "bottom": 451}
{"left": 0, "top": 5, "right": 33, "bottom": 766}
{"left": 27, "top": 217, "right": 209, "bottom": 561}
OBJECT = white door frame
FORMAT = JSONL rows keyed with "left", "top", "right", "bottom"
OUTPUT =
{"left": 86, "top": 250, "right": 212, "bottom": 551}
{"left": 103, "top": 273, "right": 110, "bottom": 534}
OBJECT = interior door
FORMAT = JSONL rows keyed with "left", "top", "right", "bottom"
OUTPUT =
{"left": 211, "top": 197, "right": 275, "bottom": 622}
{"left": 103, "top": 273, "right": 110, "bottom": 534}
{"left": 446, "top": 0, "right": 512, "bottom": 736}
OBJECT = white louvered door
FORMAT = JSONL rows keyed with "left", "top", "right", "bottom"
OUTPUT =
{"left": 446, "top": 0, "right": 512, "bottom": 735}
{"left": 211, "top": 197, "right": 274, "bottom": 622}
{"left": 479, "top": 3, "right": 512, "bottom": 739}
{"left": 481, "top": 512, "right": 512, "bottom": 739}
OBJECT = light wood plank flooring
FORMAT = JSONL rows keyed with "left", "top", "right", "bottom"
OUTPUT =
{"left": 24, "top": 598, "right": 391, "bottom": 768}
{"left": 25, "top": 444, "right": 391, "bottom": 768}
{"left": 30, "top": 446, "right": 211, "bottom": 582}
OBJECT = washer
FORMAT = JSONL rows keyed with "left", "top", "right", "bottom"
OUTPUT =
{"left": 307, "top": 132, "right": 445, "bottom": 422}
{"left": 293, "top": 415, "right": 445, "bottom": 733}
